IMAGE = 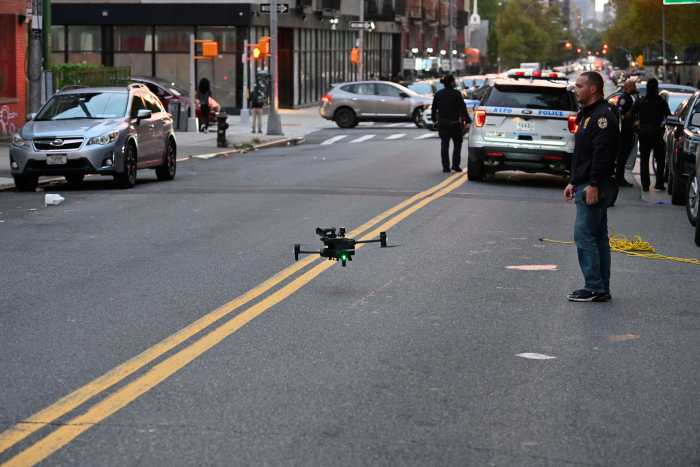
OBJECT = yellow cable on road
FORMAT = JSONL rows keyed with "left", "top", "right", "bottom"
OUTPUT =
{"left": 540, "top": 234, "right": 700, "bottom": 266}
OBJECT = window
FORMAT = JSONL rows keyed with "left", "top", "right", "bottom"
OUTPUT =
{"left": 143, "top": 94, "right": 163, "bottom": 114}
{"left": 36, "top": 92, "right": 128, "bottom": 121}
{"left": 156, "top": 27, "right": 190, "bottom": 52}
{"left": 67, "top": 26, "right": 101, "bottom": 65}
{"left": 114, "top": 26, "right": 154, "bottom": 76}
{"left": 376, "top": 84, "right": 402, "bottom": 98}
{"left": 0, "top": 15, "right": 17, "bottom": 99}
{"left": 343, "top": 83, "right": 376, "bottom": 95}
{"left": 130, "top": 95, "right": 147, "bottom": 118}
{"left": 485, "top": 85, "right": 577, "bottom": 111}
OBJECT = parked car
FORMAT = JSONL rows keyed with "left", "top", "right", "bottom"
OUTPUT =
{"left": 660, "top": 90, "right": 693, "bottom": 115}
{"left": 690, "top": 145, "right": 700, "bottom": 246}
{"left": 319, "top": 81, "right": 432, "bottom": 128}
{"left": 406, "top": 80, "right": 435, "bottom": 97}
{"left": 422, "top": 98, "right": 481, "bottom": 131}
{"left": 9, "top": 83, "right": 177, "bottom": 191}
{"left": 663, "top": 90, "right": 700, "bottom": 205}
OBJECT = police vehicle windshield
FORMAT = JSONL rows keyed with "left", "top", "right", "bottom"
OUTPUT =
{"left": 484, "top": 85, "right": 577, "bottom": 111}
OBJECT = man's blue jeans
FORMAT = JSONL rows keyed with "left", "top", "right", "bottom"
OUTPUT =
{"left": 574, "top": 184, "right": 611, "bottom": 293}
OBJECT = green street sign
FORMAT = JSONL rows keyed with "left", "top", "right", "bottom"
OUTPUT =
{"left": 663, "top": 0, "right": 700, "bottom": 4}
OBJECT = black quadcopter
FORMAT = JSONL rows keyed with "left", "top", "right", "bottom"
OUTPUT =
{"left": 294, "top": 227, "right": 388, "bottom": 267}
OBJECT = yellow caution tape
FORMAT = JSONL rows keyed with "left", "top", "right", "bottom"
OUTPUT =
{"left": 540, "top": 234, "right": 700, "bottom": 266}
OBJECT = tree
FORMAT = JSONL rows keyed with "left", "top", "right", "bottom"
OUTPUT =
{"left": 605, "top": 0, "right": 700, "bottom": 57}
{"left": 495, "top": 0, "right": 568, "bottom": 68}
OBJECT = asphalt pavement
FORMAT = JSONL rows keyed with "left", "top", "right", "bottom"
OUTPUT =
{"left": 1, "top": 124, "right": 699, "bottom": 466}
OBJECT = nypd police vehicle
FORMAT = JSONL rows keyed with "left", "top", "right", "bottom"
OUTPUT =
{"left": 467, "top": 72, "right": 578, "bottom": 181}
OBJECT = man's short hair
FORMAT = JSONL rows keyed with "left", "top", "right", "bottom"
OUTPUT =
{"left": 581, "top": 71, "right": 604, "bottom": 95}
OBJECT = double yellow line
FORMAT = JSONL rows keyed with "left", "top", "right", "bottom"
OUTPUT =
{"left": 0, "top": 172, "right": 468, "bottom": 466}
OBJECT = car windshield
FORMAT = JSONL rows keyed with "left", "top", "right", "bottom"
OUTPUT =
{"left": 408, "top": 82, "right": 433, "bottom": 95}
{"left": 36, "top": 92, "right": 128, "bottom": 121}
{"left": 462, "top": 79, "right": 484, "bottom": 88}
{"left": 486, "top": 85, "right": 577, "bottom": 111}
{"left": 667, "top": 94, "right": 691, "bottom": 114}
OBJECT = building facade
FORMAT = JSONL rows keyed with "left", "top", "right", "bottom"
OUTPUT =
{"left": 0, "top": 0, "right": 29, "bottom": 136}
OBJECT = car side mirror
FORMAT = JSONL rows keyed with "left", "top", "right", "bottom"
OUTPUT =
{"left": 136, "top": 109, "right": 152, "bottom": 121}
{"left": 26, "top": 113, "right": 37, "bottom": 121}
{"left": 399, "top": 92, "right": 409, "bottom": 99}
{"left": 691, "top": 113, "right": 700, "bottom": 127}
{"left": 665, "top": 116, "right": 682, "bottom": 127}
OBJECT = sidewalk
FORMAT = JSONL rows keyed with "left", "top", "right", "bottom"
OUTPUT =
{"left": 176, "top": 107, "right": 329, "bottom": 158}
{"left": 0, "top": 107, "right": 330, "bottom": 189}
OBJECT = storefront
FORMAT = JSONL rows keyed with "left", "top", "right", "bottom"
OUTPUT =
{"left": 51, "top": 2, "right": 401, "bottom": 112}
{"left": 0, "top": 1, "right": 28, "bottom": 136}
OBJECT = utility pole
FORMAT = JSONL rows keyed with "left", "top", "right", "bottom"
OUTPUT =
{"left": 448, "top": 0, "right": 454, "bottom": 72}
{"left": 28, "top": 0, "right": 44, "bottom": 113}
{"left": 358, "top": 0, "right": 364, "bottom": 80}
{"left": 42, "top": 0, "right": 51, "bottom": 70}
{"left": 266, "top": 0, "right": 283, "bottom": 135}
{"left": 240, "top": 39, "right": 250, "bottom": 125}
{"left": 661, "top": 5, "right": 667, "bottom": 79}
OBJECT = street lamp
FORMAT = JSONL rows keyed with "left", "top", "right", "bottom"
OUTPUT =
{"left": 411, "top": 47, "right": 419, "bottom": 54}
{"left": 427, "top": 47, "right": 434, "bottom": 54}
{"left": 451, "top": 49, "right": 458, "bottom": 55}
{"left": 440, "top": 50, "right": 447, "bottom": 56}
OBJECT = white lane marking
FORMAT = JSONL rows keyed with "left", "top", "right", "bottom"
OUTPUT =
{"left": 506, "top": 264, "right": 559, "bottom": 271}
{"left": 402, "top": 123, "right": 417, "bottom": 128}
{"left": 516, "top": 353, "right": 557, "bottom": 360}
{"left": 320, "top": 135, "right": 348, "bottom": 145}
{"left": 415, "top": 133, "right": 438, "bottom": 140}
{"left": 386, "top": 122, "right": 405, "bottom": 127}
{"left": 385, "top": 133, "right": 407, "bottom": 140}
{"left": 349, "top": 134, "right": 376, "bottom": 144}
{"left": 607, "top": 334, "right": 640, "bottom": 343}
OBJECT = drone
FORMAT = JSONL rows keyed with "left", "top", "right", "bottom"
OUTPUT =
{"left": 294, "top": 227, "right": 388, "bottom": 267}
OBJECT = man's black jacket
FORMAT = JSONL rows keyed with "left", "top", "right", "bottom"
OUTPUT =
{"left": 431, "top": 87, "right": 469, "bottom": 124}
{"left": 571, "top": 99, "right": 619, "bottom": 187}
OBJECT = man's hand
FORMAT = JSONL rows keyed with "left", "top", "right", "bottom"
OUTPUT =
{"left": 584, "top": 185, "right": 599, "bottom": 205}
{"left": 564, "top": 184, "right": 574, "bottom": 202}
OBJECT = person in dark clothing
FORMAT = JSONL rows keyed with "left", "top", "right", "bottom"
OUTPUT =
{"left": 564, "top": 71, "right": 619, "bottom": 303}
{"left": 614, "top": 80, "right": 637, "bottom": 187}
{"left": 633, "top": 78, "right": 671, "bottom": 191}
{"left": 197, "top": 78, "right": 212, "bottom": 132}
{"left": 431, "top": 75, "right": 470, "bottom": 173}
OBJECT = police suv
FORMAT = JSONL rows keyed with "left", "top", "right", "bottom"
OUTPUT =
{"left": 467, "top": 71, "right": 578, "bottom": 181}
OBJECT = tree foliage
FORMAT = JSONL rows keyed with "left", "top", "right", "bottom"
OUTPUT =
{"left": 495, "top": 0, "right": 568, "bottom": 68}
{"left": 605, "top": 0, "right": 700, "bottom": 55}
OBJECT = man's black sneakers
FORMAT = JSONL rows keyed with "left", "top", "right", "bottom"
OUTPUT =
{"left": 567, "top": 289, "right": 611, "bottom": 302}
{"left": 452, "top": 167, "right": 463, "bottom": 172}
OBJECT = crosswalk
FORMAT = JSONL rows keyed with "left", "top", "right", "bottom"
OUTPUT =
{"left": 319, "top": 132, "right": 438, "bottom": 146}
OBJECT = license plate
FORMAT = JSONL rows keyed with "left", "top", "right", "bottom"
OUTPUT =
{"left": 46, "top": 155, "right": 67, "bottom": 165}
{"left": 516, "top": 120, "right": 534, "bottom": 131}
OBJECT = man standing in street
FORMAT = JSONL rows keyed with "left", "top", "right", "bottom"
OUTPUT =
{"left": 564, "top": 71, "right": 619, "bottom": 302}
{"left": 431, "top": 75, "right": 470, "bottom": 173}
{"left": 634, "top": 78, "right": 671, "bottom": 191}
{"left": 615, "top": 80, "right": 637, "bottom": 187}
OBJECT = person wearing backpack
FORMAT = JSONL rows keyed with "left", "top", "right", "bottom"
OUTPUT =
{"left": 250, "top": 81, "right": 266, "bottom": 134}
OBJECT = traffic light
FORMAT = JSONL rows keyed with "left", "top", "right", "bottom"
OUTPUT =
{"left": 259, "top": 36, "right": 270, "bottom": 57}
{"left": 201, "top": 41, "right": 218, "bottom": 58}
{"left": 351, "top": 47, "right": 361, "bottom": 65}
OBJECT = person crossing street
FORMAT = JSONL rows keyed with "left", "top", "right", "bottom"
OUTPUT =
{"left": 615, "top": 80, "right": 637, "bottom": 187}
{"left": 431, "top": 75, "right": 470, "bottom": 173}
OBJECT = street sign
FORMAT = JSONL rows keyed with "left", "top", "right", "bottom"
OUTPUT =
{"left": 663, "top": 0, "right": 700, "bottom": 3}
{"left": 350, "top": 21, "right": 375, "bottom": 30}
{"left": 260, "top": 3, "right": 289, "bottom": 13}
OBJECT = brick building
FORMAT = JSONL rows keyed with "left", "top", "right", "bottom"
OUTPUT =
{"left": 0, "top": 0, "right": 29, "bottom": 136}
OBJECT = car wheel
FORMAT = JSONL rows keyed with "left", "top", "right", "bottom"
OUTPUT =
{"left": 467, "top": 158, "right": 485, "bottom": 182}
{"left": 334, "top": 108, "right": 357, "bottom": 129}
{"left": 156, "top": 140, "right": 177, "bottom": 181}
{"left": 687, "top": 174, "right": 699, "bottom": 227}
{"left": 65, "top": 174, "right": 84, "bottom": 187}
{"left": 115, "top": 144, "right": 137, "bottom": 189}
{"left": 671, "top": 173, "right": 686, "bottom": 206}
{"left": 413, "top": 109, "right": 424, "bottom": 128}
{"left": 13, "top": 175, "right": 38, "bottom": 192}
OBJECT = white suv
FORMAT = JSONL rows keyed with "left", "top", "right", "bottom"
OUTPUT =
{"left": 467, "top": 76, "right": 578, "bottom": 181}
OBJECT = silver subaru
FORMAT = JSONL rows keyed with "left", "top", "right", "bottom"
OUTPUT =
{"left": 9, "top": 83, "right": 177, "bottom": 191}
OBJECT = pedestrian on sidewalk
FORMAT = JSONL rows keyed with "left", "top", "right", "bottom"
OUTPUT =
{"left": 197, "top": 78, "right": 212, "bottom": 132}
{"left": 614, "top": 80, "right": 637, "bottom": 187}
{"left": 564, "top": 71, "right": 618, "bottom": 303}
{"left": 431, "top": 74, "right": 470, "bottom": 173}
{"left": 633, "top": 78, "right": 670, "bottom": 192}
{"left": 250, "top": 81, "right": 265, "bottom": 134}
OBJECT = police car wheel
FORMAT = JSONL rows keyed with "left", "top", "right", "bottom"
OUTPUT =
{"left": 467, "top": 158, "right": 485, "bottom": 182}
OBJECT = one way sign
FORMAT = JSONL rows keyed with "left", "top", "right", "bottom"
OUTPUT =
{"left": 260, "top": 3, "right": 290, "bottom": 13}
